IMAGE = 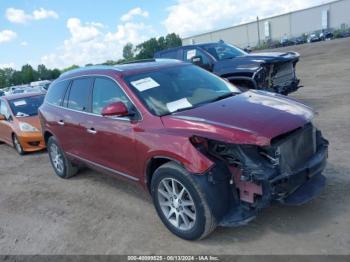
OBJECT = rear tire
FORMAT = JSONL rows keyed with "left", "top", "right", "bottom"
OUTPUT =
{"left": 47, "top": 136, "right": 78, "bottom": 179}
{"left": 151, "top": 162, "right": 217, "bottom": 240}
{"left": 12, "top": 134, "right": 24, "bottom": 155}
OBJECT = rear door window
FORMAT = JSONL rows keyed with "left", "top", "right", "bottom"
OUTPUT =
{"left": 159, "top": 49, "right": 179, "bottom": 59}
{"left": 67, "top": 78, "right": 93, "bottom": 112}
{"left": 92, "top": 77, "right": 132, "bottom": 115}
{"left": 45, "top": 80, "right": 70, "bottom": 106}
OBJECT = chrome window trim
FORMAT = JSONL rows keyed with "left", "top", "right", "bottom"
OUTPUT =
{"left": 66, "top": 152, "right": 139, "bottom": 181}
{"left": 47, "top": 74, "right": 143, "bottom": 122}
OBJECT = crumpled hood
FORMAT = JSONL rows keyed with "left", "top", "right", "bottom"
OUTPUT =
{"left": 245, "top": 51, "right": 300, "bottom": 62}
{"left": 213, "top": 51, "right": 299, "bottom": 74}
{"left": 161, "top": 90, "right": 313, "bottom": 146}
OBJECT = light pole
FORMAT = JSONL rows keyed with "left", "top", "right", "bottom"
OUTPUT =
{"left": 257, "top": 16, "right": 261, "bottom": 47}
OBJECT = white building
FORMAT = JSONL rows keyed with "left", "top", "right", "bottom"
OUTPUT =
{"left": 182, "top": 0, "right": 350, "bottom": 48}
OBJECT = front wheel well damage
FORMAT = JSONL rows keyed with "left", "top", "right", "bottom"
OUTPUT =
{"left": 188, "top": 125, "right": 328, "bottom": 225}
{"left": 44, "top": 131, "right": 53, "bottom": 144}
{"left": 145, "top": 157, "right": 173, "bottom": 192}
{"left": 190, "top": 136, "right": 269, "bottom": 211}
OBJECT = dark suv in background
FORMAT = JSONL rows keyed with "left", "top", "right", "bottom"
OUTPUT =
{"left": 39, "top": 60, "right": 328, "bottom": 240}
{"left": 155, "top": 41, "right": 301, "bottom": 95}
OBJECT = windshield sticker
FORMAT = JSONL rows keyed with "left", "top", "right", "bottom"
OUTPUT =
{"left": 131, "top": 77, "right": 160, "bottom": 92}
{"left": 16, "top": 112, "right": 29, "bottom": 117}
{"left": 166, "top": 98, "right": 192, "bottom": 113}
{"left": 13, "top": 100, "right": 27, "bottom": 107}
{"left": 186, "top": 49, "right": 196, "bottom": 60}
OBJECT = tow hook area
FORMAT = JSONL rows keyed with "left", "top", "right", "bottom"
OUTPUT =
{"left": 281, "top": 174, "right": 326, "bottom": 206}
{"left": 218, "top": 166, "right": 262, "bottom": 227}
{"left": 219, "top": 206, "right": 256, "bottom": 227}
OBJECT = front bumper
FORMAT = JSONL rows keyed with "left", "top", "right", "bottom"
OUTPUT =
{"left": 270, "top": 137, "right": 328, "bottom": 204}
{"left": 193, "top": 131, "right": 328, "bottom": 227}
{"left": 17, "top": 132, "right": 46, "bottom": 152}
{"left": 221, "top": 135, "right": 328, "bottom": 226}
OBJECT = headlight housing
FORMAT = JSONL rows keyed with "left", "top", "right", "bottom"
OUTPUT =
{"left": 253, "top": 66, "right": 268, "bottom": 88}
{"left": 19, "top": 122, "right": 39, "bottom": 132}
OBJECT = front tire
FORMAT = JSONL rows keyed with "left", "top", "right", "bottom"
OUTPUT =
{"left": 47, "top": 136, "right": 78, "bottom": 179}
{"left": 151, "top": 162, "right": 217, "bottom": 240}
{"left": 13, "top": 134, "right": 24, "bottom": 155}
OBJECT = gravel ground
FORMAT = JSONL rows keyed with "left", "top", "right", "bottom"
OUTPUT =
{"left": 0, "top": 38, "right": 350, "bottom": 255}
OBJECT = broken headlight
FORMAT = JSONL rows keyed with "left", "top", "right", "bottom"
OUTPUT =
{"left": 253, "top": 66, "right": 268, "bottom": 88}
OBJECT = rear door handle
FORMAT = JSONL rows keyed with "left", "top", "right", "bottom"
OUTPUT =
{"left": 87, "top": 128, "right": 97, "bottom": 134}
{"left": 57, "top": 120, "right": 65, "bottom": 126}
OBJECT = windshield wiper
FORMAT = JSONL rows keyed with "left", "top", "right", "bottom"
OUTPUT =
{"left": 209, "top": 92, "right": 238, "bottom": 103}
{"left": 162, "top": 106, "right": 194, "bottom": 116}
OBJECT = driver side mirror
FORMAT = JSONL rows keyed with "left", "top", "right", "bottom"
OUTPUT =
{"left": 101, "top": 101, "right": 133, "bottom": 118}
{"left": 0, "top": 114, "right": 6, "bottom": 121}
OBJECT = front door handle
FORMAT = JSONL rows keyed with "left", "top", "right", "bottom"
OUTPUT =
{"left": 57, "top": 120, "right": 65, "bottom": 126}
{"left": 87, "top": 128, "right": 97, "bottom": 134}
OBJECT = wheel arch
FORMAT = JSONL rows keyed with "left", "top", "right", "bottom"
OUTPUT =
{"left": 223, "top": 75, "right": 258, "bottom": 89}
{"left": 145, "top": 156, "right": 183, "bottom": 193}
{"left": 43, "top": 130, "right": 54, "bottom": 144}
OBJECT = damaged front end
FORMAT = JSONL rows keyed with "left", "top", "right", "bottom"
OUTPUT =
{"left": 190, "top": 123, "right": 328, "bottom": 227}
{"left": 253, "top": 57, "right": 300, "bottom": 95}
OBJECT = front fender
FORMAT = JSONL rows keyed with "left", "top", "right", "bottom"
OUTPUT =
{"left": 142, "top": 138, "right": 214, "bottom": 176}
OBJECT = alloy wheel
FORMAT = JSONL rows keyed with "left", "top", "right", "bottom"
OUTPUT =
{"left": 50, "top": 143, "right": 64, "bottom": 174}
{"left": 157, "top": 177, "right": 197, "bottom": 231}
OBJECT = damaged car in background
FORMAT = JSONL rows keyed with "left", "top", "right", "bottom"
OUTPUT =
{"left": 40, "top": 60, "right": 328, "bottom": 240}
{"left": 155, "top": 41, "right": 301, "bottom": 95}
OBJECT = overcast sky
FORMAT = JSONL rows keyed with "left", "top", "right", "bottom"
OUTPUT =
{"left": 0, "top": 0, "right": 328, "bottom": 69}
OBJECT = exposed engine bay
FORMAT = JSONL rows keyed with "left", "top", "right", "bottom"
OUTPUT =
{"left": 253, "top": 60, "right": 300, "bottom": 94}
{"left": 191, "top": 123, "right": 328, "bottom": 226}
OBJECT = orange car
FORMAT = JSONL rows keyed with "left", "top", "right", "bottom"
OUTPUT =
{"left": 0, "top": 93, "right": 46, "bottom": 154}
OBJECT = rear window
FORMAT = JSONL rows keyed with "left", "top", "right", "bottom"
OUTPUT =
{"left": 158, "top": 50, "right": 178, "bottom": 59}
{"left": 45, "top": 80, "right": 69, "bottom": 106}
{"left": 9, "top": 95, "right": 45, "bottom": 117}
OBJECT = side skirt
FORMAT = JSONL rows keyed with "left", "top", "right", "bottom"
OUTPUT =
{"left": 66, "top": 152, "right": 139, "bottom": 182}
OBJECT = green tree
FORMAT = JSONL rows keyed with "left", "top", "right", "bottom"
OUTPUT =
{"left": 134, "top": 33, "right": 182, "bottom": 59}
{"left": 0, "top": 69, "right": 6, "bottom": 89}
{"left": 61, "top": 65, "right": 79, "bottom": 73}
{"left": 165, "top": 33, "right": 182, "bottom": 48}
{"left": 102, "top": 60, "right": 119, "bottom": 65}
{"left": 11, "top": 71, "right": 23, "bottom": 85}
{"left": 21, "top": 64, "right": 35, "bottom": 83}
{"left": 3, "top": 68, "right": 15, "bottom": 87}
{"left": 135, "top": 37, "right": 160, "bottom": 59}
{"left": 37, "top": 64, "right": 50, "bottom": 80}
{"left": 51, "top": 69, "right": 61, "bottom": 79}
{"left": 123, "top": 43, "right": 134, "bottom": 60}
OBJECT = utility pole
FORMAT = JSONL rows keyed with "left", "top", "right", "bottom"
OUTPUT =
{"left": 257, "top": 16, "right": 261, "bottom": 47}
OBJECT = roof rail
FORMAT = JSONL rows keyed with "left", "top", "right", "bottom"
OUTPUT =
{"left": 60, "top": 65, "right": 122, "bottom": 77}
{"left": 122, "top": 59, "right": 156, "bottom": 64}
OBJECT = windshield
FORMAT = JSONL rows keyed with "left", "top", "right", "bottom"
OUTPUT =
{"left": 124, "top": 64, "right": 240, "bottom": 116}
{"left": 202, "top": 43, "right": 247, "bottom": 60}
{"left": 9, "top": 95, "right": 45, "bottom": 117}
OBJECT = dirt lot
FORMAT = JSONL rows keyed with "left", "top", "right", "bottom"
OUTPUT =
{"left": 1, "top": 38, "right": 350, "bottom": 255}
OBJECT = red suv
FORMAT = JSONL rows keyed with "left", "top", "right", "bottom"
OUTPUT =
{"left": 39, "top": 59, "right": 328, "bottom": 240}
